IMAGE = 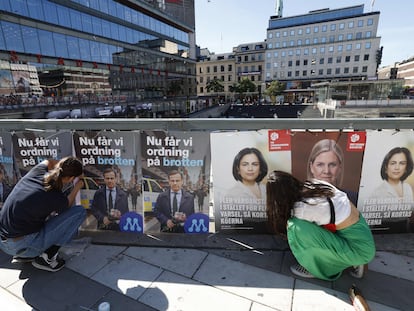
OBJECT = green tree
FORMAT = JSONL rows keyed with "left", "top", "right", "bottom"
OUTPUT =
{"left": 206, "top": 77, "right": 224, "bottom": 93}
{"left": 238, "top": 77, "right": 256, "bottom": 93}
{"left": 264, "top": 80, "right": 285, "bottom": 103}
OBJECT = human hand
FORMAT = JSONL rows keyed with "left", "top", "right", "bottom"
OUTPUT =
{"left": 166, "top": 219, "right": 175, "bottom": 228}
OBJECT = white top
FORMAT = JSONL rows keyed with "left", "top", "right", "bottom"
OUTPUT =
{"left": 227, "top": 181, "right": 266, "bottom": 201}
{"left": 369, "top": 180, "right": 413, "bottom": 201}
{"left": 292, "top": 181, "right": 351, "bottom": 225}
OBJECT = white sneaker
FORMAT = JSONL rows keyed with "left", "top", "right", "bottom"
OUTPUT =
{"left": 349, "top": 265, "right": 365, "bottom": 279}
{"left": 290, "top": 264, "right": 315, "bottom": 278}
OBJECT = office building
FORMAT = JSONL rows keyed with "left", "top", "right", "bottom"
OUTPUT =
{"left": 0, "top": 0, "right": 196, "bottom": 108}
{"left": 265, "top": 5, "right": 381, "bottom": 89}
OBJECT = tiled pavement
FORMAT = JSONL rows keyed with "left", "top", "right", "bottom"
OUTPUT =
{"left": 0, "top": 231, "right": 413, "bottom": 311}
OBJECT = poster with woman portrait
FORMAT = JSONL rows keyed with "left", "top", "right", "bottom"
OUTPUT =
{"left": 211, "top": 129, "right": 291, "bottom": 233}
{"left": 141, "top": 130, "right": 211, "bottom": 234}
{"left": 358, "top": 130, "right": 414, "bottom": 233}
{"left": 291, "top": 131, "right": 365, "bottom": 207}
{"left": 73, "top": 131, "right": 142, "bottom": 233}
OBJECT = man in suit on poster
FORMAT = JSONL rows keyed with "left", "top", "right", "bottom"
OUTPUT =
{"left": 154, "top": 170, "right": 195, "bottom": 233}
{"left": 91, "top": 168, "right": 129, "bottom": 230}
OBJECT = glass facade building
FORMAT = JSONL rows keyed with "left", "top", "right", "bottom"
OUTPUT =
{"left": 0, "top": 0, "right": 196, "bottom": 103}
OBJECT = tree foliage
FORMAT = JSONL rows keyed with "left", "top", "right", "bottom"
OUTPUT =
{"left": 206, "top": 77, "right": 224, "bottom": 93}
{"left": 264, "top": 80, "right": 285, "bottom": 98}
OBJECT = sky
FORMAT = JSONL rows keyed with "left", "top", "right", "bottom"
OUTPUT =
{"left": 194, "top": 0, "right": 414, "bottom": 67}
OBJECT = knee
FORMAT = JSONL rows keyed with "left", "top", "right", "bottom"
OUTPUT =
{"left": 72, "top": 205, "right": 87, "bottom": 218}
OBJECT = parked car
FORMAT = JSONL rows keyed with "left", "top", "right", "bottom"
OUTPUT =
{"left": 142, "top": 177, "right": 164, "bottom": 214}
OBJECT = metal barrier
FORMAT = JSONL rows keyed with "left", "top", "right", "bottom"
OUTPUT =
{"left": 0, "top": 117, "right": 412, "bottom": 131}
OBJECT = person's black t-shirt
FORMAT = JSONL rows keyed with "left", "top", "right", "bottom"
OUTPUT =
{"left": 0, "top": 162, "right": 68, "bottom": 238}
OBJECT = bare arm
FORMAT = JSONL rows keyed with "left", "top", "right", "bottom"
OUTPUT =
{"left": 67, "top": 177, "right": 84, "bottom": 207}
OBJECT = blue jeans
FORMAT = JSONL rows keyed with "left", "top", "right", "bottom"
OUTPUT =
{"left": 0, "top": 205, "right": 86, "bottom": 258}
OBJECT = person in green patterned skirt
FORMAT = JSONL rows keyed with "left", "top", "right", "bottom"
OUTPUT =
{"left": 266, "top": 170, "right": 375, "bottom": 281}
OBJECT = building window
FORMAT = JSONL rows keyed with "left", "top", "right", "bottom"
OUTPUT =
{"left": 312, "top": 48, "right": 317, "bottom": 54}
{"left": 358, "top": 20, "right": 364, "bottom": 27}
{"left": 356, "top": 32, "right": 362, "bottom": 39}
{"left": 345, "top": 56, "right": 351, "bottom": 62}
{"left": 346, "top": 44, "right": 352, "bottom": 51}
{"left": 290, "top": 40, "right": 295, "bottom": 46}
{"left": 313, "top": 38, "right": 318, "bottom": 44}
{"left": 367, "top": 18, "right": 373, "bottom": 26}
{"left": 274, "top": 51, "right": 278, "bottom": 57}
{"left": 338, "top": 45, "right": 343, "bottom": 52}
{"left": 199, "top": 67, "right": 203, "bottom": 73}
{"left": 296, "top": 60, "right": 300, "bottom": 66}
{"left": 347, "top": 33, "right": 353, "bottom": 40}
{"left": 288, "top": 50, "right": 293, "bottom": 56}
{"left": 311, "top": 69, "right": 316, "bottom": 75}
{"left": 363, "top": 54, "right": 369, "bottom": 61}
{"left": 200, "top": 87, "right": 203, "bottom": 93}
{"left": 338, "top": 34, "right": 344, "bottom": 41}
{"left": 200, "top": 77, "right": 204, "bottom": 83}
{"left": 302, "top": 70, "right": 307, "bottom": 76}
{"left": 288, "top": 71, "right": 292, "bottom": 77}
{"left": 213, "top": 66, "right": 217, "bottom": 72}
{"left": 330, "top": 24, "right": 336, "bottom": 31}
{"left": 290, "top": 30, "right": 295, "bottom": 36}
{"left": 327, "top": 68, "right": 332, "bottom": 75}
{"left": 295, "top": 70, "right": 300, "bottom": 77}
{"left": 288, "top": 60, "right": 293, "bottom": 67}
{"left": 298, "top": 29, "right": 303, "bottom": 35}
{"left": 305, "top": 38, "right": 310, "bottom": 45}
{"left": 276, "top": 31, "right": 280, "bottom": 37}
{"left": 319, "top": 58, "right": 325, "bottom": 64}
{"left": 221, "top": 76, "right": 224, "bottom": 81}
{"left": 339, "top": 23, "right": 345, "bottom": 30}
{"left": 267, "top": 52, "right": 271, "bottom": 58}
{"left": 207, "top": 66, "right": 210, "bottom": 73}
{"left": 353, "top": 67, "right": 358, "bottom": 73}
{"left": 348, "top": 21, "right": 354, "bottom": 28}
{"left": 220, "top": 65, "right": 225, "bottom": 72}
{"left": 336, "top": 56, "right": 342, "bottom": 63}
{"left": 366, "top": 31, "right": 372, "bottom": 38}
{"left": 228, "top": 64, "right": 232, "bottom": 71}
{"left": 328, "top": 57, "right": 333, "bottom": 64}
{"left": 296, "top": 49, "right": 301, "bottom": 56}
{"left": 320, "top": 47, "right": 325, "bottom": 54}
{"left": 304, "top": 48, "right": 309, "bottom": 55}
{"left": 344, "top": 67, "right": 349, "bottom": 73}
{"left": 321, "top": 37, "right": 327, "bottom": 43}
{"left": 283, "top": 31, "right": 288, "bottom": 37}
{"left": 329, "top": 35, "right": 335, "bottom": 43}
{"left": 311, "top": 59, "right": 316, "bottom": 65}
{"left": 303, "top": 59, "right": 308, "bottom": 66}
{"left": 244, "top": 55, "right": 248, "bottom": 61}
{"left": 354, "top": 55, "right": 360, "bottom": 62}
{"left": 365, "top": 42, "right": 371, "bottom": 49}
{"left": 306, "top": 27, "right": 311, "bottom": 34}
{"left": 297, "top": 39, "right": 302, "bottom": 46}
{"left": 318, "top": 69, "right": 323, "bottom": 75}
{"left": 268, "top": 32, "right": 273, "bottom": 39}
{"left": 322, "top": 25, "right": 327, "bottom": 32}
{"left": 362, "top": 66, "right": 368, "bottom": 73}
{"left": 335, "top": 68, "right": 340, "bottom": 74}
{"left": 228, "top": 75, "right": 232, "bottom": 81}
{"left": 314, "top": 26, "right": 319, "bottom": 33}
{"left": 355, "top": 43, "right": 361, "bottom": 50}
{"left": 281, "top": 51, "right": 286, "bottom": 57}
{"left": 329, "top": 46, "right": 334, "bottom": 52}
{"left": 268, "top": 43, "right": 273, "bottom": 49}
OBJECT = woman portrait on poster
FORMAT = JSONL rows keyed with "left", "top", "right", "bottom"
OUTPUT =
{"left": 307, "top": 139, "right": 358, "bottom": 205}
{"left": 227, "top": 147, "right": 268, "bottom": 200}
{"left": 368, "top": 147, "right": 414, "bottom": 232}
{"left": 223, "top": 147, "right": 269, "bottom": 232}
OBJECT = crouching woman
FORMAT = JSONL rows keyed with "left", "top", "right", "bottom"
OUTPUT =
{"left": 266, "top": 170, "right": 375, "bottom": 281}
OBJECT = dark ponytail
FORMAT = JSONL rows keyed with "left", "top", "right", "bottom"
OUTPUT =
{"left": 44, "top": 157, "right": 83, "bottom": 191}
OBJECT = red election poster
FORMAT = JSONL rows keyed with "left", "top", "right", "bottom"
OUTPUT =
{"left": 291, "top": 131, "right": 365, "bottom": 207}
